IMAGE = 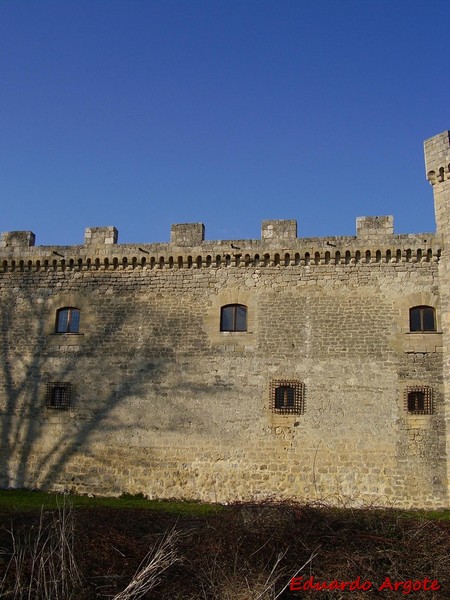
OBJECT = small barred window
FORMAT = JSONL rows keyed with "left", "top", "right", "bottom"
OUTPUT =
{"left": 270, "top": 380, "right": 304, "bottom": 415}
{"left": 46, "top": 382, "right": 73, "bottom": 410}
{"left": 405, "top": 386, "right": 433, "bottom": 415}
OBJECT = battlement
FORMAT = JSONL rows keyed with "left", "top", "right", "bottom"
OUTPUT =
{"left": 0, "top": 216, "right": 439, "bottom": 272}
{"left": 0, "top": 215, "right": 436, "bottom": 252}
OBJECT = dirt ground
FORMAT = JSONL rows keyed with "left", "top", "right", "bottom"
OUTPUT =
{"left": 0, "top": 502, "right": 449, "bottom": 599}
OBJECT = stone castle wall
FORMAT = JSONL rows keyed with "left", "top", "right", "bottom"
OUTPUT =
{"left": 0, "top": 133, "right": 449, "bottom": 509}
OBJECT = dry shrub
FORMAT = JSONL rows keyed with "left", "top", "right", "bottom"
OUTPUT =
{"left": 1, "top": 500, "right": 449, "bottom": 599}
{"left": 169, "top": 501, "right": 449, "bottom": 600}
{"left": 113, "top": 527, "right": 181, "bottom": 600}
{"left": 0, "top": 499, "right": 82, "bottom": 600}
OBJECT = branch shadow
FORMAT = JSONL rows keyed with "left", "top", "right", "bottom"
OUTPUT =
{"left": 0, "top": 278, "right": 234, "bottom": 493}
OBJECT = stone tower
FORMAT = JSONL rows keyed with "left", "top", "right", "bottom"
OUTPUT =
{"left": 424, "top": 130, "right": 450, "bottom": 501}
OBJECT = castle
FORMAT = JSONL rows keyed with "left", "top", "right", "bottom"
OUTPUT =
{"left": 1, "top": 131, "right": 450, "bottom": 509}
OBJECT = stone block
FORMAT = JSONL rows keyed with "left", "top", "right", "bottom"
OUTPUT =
{"left": 261, "top": 220, "right": 297, "bottom": 241}
{"left": 171, "top": 223, "right": 205, "bottom": 245}
{"left": 356, "top": 216, "right": 394, "bottom": 238}
{"left": 0, "top": 231, "right": 35, "bottom": 248}
{"left": 84, "top": 226, "right": 118, "bottom": 245}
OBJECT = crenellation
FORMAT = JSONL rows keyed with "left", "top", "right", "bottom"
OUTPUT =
{"left": 3, "top": 221, "right": 438, "bottom": 262}
{"left": 0, "top": 231, "right": 441, "bottom": 275}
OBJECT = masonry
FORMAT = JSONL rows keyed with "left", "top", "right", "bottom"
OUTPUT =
{"left": 1, "top": 132, "right": 449, "bottom": 509}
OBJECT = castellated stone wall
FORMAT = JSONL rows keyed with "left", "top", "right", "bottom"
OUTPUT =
{"left": 1, "top": 132, "right": 449, "bottom": 509}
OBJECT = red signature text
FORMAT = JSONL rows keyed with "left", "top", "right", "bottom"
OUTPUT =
{"left": 290, "top": 575, "right": 441, "bottom": 594}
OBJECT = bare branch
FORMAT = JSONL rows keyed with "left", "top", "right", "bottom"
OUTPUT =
{"left": 113, "top": 527, "right": 181, "bottom": 600}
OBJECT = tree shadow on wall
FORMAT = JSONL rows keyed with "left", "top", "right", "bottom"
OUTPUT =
{"left": 0, "top": 280, "right": 222, "bottom": 492}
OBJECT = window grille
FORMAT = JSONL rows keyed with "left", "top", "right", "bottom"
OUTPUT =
{"left": 56, "top": 307, "right": 80, "bottom": 333}
{"left": 404, "top": 386, "right": 433, "bottom": 415}
{"left": 409, "top": 306, "right": 436, "bottom": 332}
{"left": 220, "top": 304, "right": 247, "bottom": 332}
{"left": 270, "top": 380, "right": 304, "bottom": 415}
{"left": 46, "top": 382, "right": 73, "bottom": 410}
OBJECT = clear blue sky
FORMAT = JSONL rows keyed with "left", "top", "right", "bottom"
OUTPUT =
{"left": 1, "top": 0, "right": 449, "bottom": 246}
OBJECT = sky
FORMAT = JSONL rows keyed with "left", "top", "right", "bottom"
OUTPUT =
{"left": 1, "top": 0, "right": 449, "bottom": 246}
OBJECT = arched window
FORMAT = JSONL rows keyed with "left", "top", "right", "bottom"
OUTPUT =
{"left": 409, "top": 306, "right": 436, "bottom": 332}
{"left": 220, "top": 304, "right": 247, "bottom": 332}
{"left": 56, "top": 307, "right": 80, "bottom": 333}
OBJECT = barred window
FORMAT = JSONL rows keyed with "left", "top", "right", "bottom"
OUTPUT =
{"left": 270, "top": 380, "right": 304, "bottom": 415}
{"left": 405, "top": 386, "right": 433, "bottom": 415}
{"left": 46, "top": 382, "right": 73, "bottom": 410}
{"left": 409, "top": 306, "right": 436, "bottom": 332}
{"left": 56, "top": 307, "right": 80, "bottom": 333}
{"left": 220, "top": 304, "right": 247, "bottom": 332}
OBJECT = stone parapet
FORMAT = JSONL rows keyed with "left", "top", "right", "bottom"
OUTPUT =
{"left": 0, "top": 223, "right": 439, "bottom": 268}
{"left": 0, "top": 243, "right": 440, "bottom": 273}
